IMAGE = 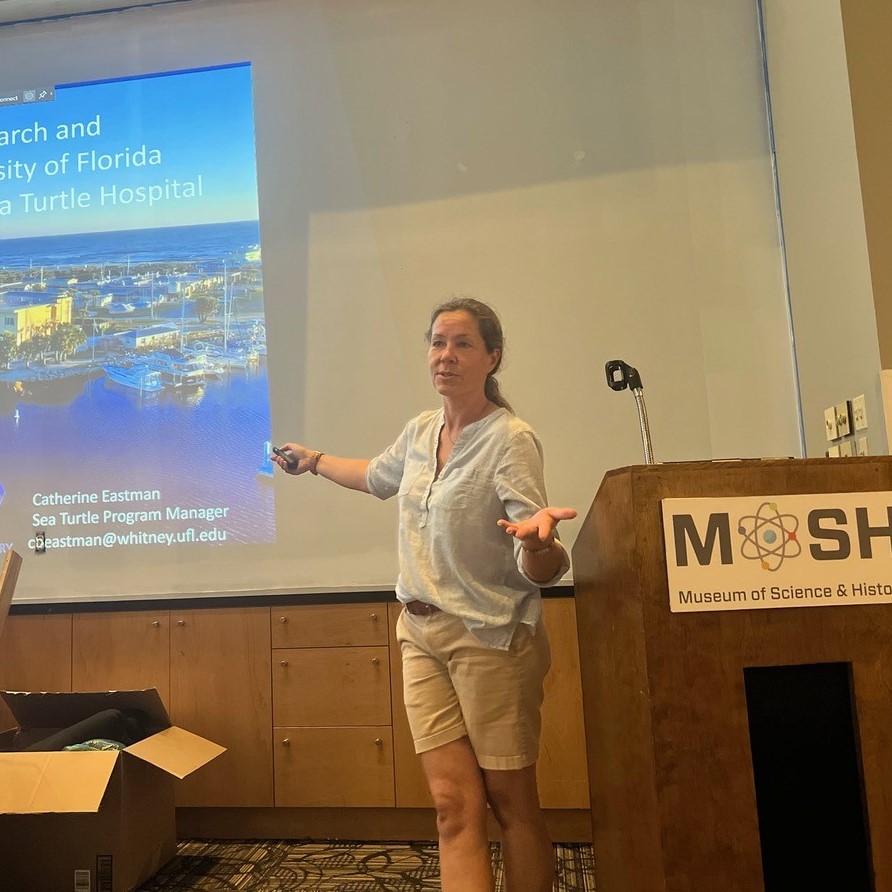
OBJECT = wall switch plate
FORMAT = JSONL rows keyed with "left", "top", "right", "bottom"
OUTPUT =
{"left": 852, "top": 394, "right": 868, "bottom": 431}
{"left": 857, "top": 436, "right": 869, "bottom": 456}
{"left": 839, "top": 440, "right": 854, "bottom": 457}
{"left": 824, "top": 407, "right": 838, "bottom": 441}
{"left": 835, "top": 401, "right": 852, "bottom": 438}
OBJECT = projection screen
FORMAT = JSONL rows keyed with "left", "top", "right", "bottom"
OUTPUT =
{"left": 0, "top": 0, "right": 802, "bottom": 603}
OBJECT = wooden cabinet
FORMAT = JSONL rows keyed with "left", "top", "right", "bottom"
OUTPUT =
{"left": 272, "top": 602, "right": 394, "bottom": 807}
{"left": 72, "top": 610, "right": 170, "bottom": 707}
{"left": 538, "top": 598, "right": 590, "bottom": 809}
{"left": 170, "top": 606, "right": 273, "bottom": 807}
{"left": 0, "top": 613, "right": 72, "bottom": 731}
{"left": 0, "top": 596, "right": 589, "bottom": 829}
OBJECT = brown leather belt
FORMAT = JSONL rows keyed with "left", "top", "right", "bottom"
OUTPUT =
{"left": 404, "top": 600, "right": 441, "bottom": 616}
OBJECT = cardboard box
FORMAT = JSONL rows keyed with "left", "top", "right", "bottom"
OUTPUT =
{"left": 0, "top": 548, "right": 22, "bottom": 640}
{"left": 0, "top": 688, "right": 225, "bottom": 892}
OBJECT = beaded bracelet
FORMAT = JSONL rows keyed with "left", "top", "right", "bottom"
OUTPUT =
{"left": 309, "top": 451, "right": 324, "bottom": 475}
{"left": 523, "top": 539, "right": 555, "bottom": 554}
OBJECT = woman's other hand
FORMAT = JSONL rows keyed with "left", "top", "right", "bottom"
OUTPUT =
{"left": 497, "top": 506, "right": 577, "bottom": 551}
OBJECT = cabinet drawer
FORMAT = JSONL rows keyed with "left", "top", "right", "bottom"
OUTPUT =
{"left": 271, "top": 603, "right": 388, "bottom": 648}
{"left": 273, "top": 646, "right": 391, "bottom": 726}
{"left": 274, "top": 727, "right": 395, "bottom": 807}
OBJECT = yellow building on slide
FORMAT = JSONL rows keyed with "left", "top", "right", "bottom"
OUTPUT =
{"left": 0, "top": 294, "right": 73, "bottom": 346}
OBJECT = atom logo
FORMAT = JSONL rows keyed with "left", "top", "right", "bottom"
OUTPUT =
{"left": 737, "top": 501, "right": 801, "bottom": 571}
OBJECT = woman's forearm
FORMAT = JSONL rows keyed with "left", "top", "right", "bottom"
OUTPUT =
{"left": 314, "top": 454, "right": 371, "bottom": 493}
{"left": 521, "top": 538, "right": 566, "bottom": 583}
{"left": 274, "top": 443, "right": 371, "bottom": 493}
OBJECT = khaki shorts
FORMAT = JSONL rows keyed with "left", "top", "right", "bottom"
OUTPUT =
{"left": 396, "top": 608, "right": 551, "bottom": 771}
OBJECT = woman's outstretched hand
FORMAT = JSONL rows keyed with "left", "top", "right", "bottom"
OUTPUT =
{"left": 497, "top": 506, "right": 577, "bottom": 551}
{"left": 271, "top": 447, "right": 371, "bottom": 493}
{"left": 271, "top": 442, "right": 315, "bottom": 475}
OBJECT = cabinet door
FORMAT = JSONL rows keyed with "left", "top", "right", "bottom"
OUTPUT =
{"left": 72, "top": 611, "right": 170, "bottom": 707}
{"left": 170, "top": 606, "right": 273, "bottom": 806}
{"left": 537, "top": 598, "right": 590, "bottom": 808}
{"left": 0, "top": 614, "right": 72, "bottom": 731}
{"left": 274, "top": 726, "right": 395, "bottom": 807}
{"left": 274, "top": 646, "right": 390, "bottom": 727}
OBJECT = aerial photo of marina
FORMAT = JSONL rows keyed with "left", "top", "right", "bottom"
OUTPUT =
{"left": 0, "top": 220, "right": 266, "bottom": 394}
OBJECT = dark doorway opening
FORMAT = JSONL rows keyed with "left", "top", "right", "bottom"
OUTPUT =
{"left": 744, "top": 662, "right": 873, "bottom": 891}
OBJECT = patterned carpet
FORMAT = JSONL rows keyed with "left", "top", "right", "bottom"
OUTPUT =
{"left": 138, "top": 840, "right": 597, "bottom": 890}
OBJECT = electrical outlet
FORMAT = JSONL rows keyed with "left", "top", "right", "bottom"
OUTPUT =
{"left": 839, "top": 440, "right": 854, "bottom": 457}
{"left": 857, "top": 436, "right": 869, "bottom": 456}
{"left": 852, "top": 394, "right": 868, "bottom": 431}
{"left": 827, "top": 444, "right": 840, "bottom": 458}
{"left": 835, "top": 401, "right": 852, "bottom": 438}
{"left": 824, "top": 407, "right": 838, "bottom": 441}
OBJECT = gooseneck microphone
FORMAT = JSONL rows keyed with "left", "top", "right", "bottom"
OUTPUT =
{"left": 605, "top": 360, "right": 655, "bottom": 465}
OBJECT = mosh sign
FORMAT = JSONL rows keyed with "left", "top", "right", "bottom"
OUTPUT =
{"left": 661, "top": 491, "right": 892, "bottom": 613}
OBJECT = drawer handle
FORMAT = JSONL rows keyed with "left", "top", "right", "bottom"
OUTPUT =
{"left": 279, "top": 616, "right": 288, "bottom": 624}
{"left": 280, "top": 660, "right": 289, "bottom": 667}
{"left": 371, "top": 657, "right": 380, "bottom": 666}
{"left": 370, "top": 613, "right": 378, "bottom": 621}
{"left": 177, "top": 620, "right": 185, "bottom": 626}
{"left": 282, "top": 738, "right": 291, "bottom": 746}
{"left": 152, "top": 620, "right": 160, "bottom": 628}
{"left": 374, "top": 738, "right": 383, "bottom": 747}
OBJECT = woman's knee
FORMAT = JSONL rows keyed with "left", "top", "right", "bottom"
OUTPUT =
{"left": 483, "top": 766, "right": 543, "bottom": 829}
{"left": 429, "top": 777, "right": 488, "bottom": 839}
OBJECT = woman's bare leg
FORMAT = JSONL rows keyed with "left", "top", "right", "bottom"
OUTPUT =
{"left": 483, "top": 764, "right": 555, "bottom": 892}
{"left": 421, "top": 737, "right": 495, "bottom": 892}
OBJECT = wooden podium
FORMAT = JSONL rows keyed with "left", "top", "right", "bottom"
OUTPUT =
{"left": 571, "top": 458, "right": 892, "bottom": 892}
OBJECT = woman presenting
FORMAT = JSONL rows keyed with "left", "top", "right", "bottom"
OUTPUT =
{"left": 273, "top": 296, "right": 575, "bottom": 892}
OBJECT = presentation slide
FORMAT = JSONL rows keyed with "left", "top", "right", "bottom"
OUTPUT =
{"left": 0, "top": 63, "right": 275, "bottom": 573}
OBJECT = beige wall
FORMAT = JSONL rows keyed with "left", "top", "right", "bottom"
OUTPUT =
{"left": 840, "top": 0, "right": 892, "bottom": 369}
{"left": 762, "top": 0, "right": 887, "bottom": 457}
